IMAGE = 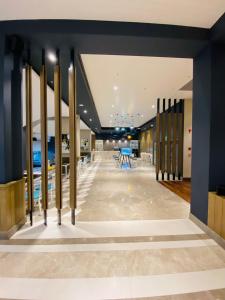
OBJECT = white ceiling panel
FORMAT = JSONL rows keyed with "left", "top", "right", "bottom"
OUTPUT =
{"left": 81, "top": 54, "right": 193, "bottom": 127}
{"left": 0, "top": 0, "right": 225, "bottom": 28}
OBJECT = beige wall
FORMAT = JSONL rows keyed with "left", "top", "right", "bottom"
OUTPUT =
{"left": 140, "top": 128, "right": 154, "bottom": 153}
{"left": 80, "top": 129, "right": 92, "bottom": 152}
{"left": 183, "top": 98, "right": 192, "bottom": 178}
{"left": 61, "top": 115, "right": 80, "bottom": 157}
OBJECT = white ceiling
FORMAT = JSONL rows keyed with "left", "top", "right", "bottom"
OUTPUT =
{"left": 81, "top": 54, "right": 193, "bottom": 127}
{"left": 22, "top": 69, "right": 91, "bottom": 136}
{"left": 0, "top": 0, "right": 225, "bottom": 28}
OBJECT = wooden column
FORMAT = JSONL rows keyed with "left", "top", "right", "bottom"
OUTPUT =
{"left": 172, "top": 99, "right": 177, "bottom": 180}
{"left": 25, "top": 63, "right": 34, "bottom": 226}
{"left": 166, "top": 99, "right": 172, "bottom": 180}
{"left": 156, "top": 98, "right": 160, "bottom": 180}
{"left": 178, "top": 99, "right": 184, "bottom": 180}
{"left": 161, "top": 99, "right": 166, "bottom": 180}
{"left": 69, "top": 50, "right": 77, "bottom": 225}
{"left": 40, "top": 49, "right": 48, "bottom": 225}
{"left": 54, "top": 50, "right": 62, "bottom": 225}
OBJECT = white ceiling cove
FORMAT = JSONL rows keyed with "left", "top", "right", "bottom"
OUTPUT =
{"left": 0, "top": 0, "right": 225, "bottom": 28}
{"left": 81, "top": 54, "right": 193, "bottom": 128}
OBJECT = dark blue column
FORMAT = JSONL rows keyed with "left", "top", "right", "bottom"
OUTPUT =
{"left": 191, "top": 43, "right": 225, "bottom": 224}
{"left": 0, "top": 35, "right": 23, "bottom": 184}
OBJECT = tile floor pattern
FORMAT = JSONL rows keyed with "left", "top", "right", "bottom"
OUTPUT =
{"left": 0, "top": 159, "right": 225, "bottom": 299}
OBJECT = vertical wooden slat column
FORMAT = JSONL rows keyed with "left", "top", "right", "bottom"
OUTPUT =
{"left": 172, "top": 99, "right": 177, "bottom": 180}
{"left": 166, "top": 99, "right": 171, "bottom": 180}
{"left": 69, "top": 50, "right": 77, "bottom": 225}
{"left": 54, "top": 50, "right": 62, "bottom": 225}
{"left": 156, "top": 98, "right": 160, "bottom": 180}
{"left": 161, "top": 99, "right": 166, "bottom": 180}
{"left": 40, "top": 49, "right": 48, "bottom": 225}
{"left": 178, "top": 99, "right": 184, "bottom": 180}
{"left": 25, "top": 62, "right": 34, "bottom": 226}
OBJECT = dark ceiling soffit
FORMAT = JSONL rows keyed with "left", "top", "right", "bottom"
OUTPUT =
{"left": 77, "top": 54, "right": 101, "bottom": 129}
{"left": 211, "top": 12, "right": 225, "bottom": 42}
{"left": 0, "top": 19, "right": 209, "bottom": 40}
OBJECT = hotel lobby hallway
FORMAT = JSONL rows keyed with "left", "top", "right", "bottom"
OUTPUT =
{"left": 1, "top": 159, "right": 225, "bottom": 299}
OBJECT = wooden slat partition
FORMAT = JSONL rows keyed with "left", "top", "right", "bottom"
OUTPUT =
{"left": 156, "top": 98, "right": 160, "bottom": 180}
{"left": 54, "top": 51, "right": 62, "bottom": 225}
{"left": 161, "top": 99, "right": 166, "bottom": 180}
{"left": 25, "top": 63, "right": 34, "bottom": 226}
{"left": 172, "top": 99, "right": 177, "bottom": 180}
{"left": 69, "top": 51, "right": 77, "bottom": 225}
{"left": 166, "top": 99, "right": 171, "bottom": 180}
{"left": 178, "top": 99, "right": 184, "bottom": 180}
{"left": 40, "top": 50, "right": 48, "bottom": 225}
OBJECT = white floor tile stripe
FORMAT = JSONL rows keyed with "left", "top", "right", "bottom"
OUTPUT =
{"left": 12, "top": 219, "right": 203, "bottom": 240}
{"left": 0, "top": 239, "right": 216, "bottom": 253}
{"left": 1, "top": 268, "right": 225, "bottom": 299}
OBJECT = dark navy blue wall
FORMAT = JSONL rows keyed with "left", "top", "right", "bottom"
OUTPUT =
{"left": 0, "top": 36, "right": 23, "bottom": 184}
{"left": 191, "top": 43, "right": 225, "bottom": 224}
{"left": 191, "top": 46, "right": 212, "bottom": 224}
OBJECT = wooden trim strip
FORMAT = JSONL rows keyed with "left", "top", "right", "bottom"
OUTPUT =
{"left": 25, "top": 64, "right": 34, "bottom": 226}
{"left": 54, "top": 61, "right": 62, "bottom": 225}
{"left": 69, "top": 51, "right": 77, "bottom": 224}
{"left": 40, "top": 51, "right": 48, "bottom": 225}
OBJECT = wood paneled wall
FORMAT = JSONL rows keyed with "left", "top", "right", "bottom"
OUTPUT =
{"left": 140, "top": 129, "right": 154, "bottom": 153}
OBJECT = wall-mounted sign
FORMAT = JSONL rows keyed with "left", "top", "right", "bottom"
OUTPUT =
{"left": 130, "top": 140, "right": 139, "bottom": 149}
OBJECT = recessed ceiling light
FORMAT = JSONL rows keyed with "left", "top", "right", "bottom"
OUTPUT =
{"left": 152, "top": 105, "right": 155, "bottom": 109}
{"left": 150, "top": 124, "right": 154, "bottom": 127}
{"left": 130, "top": 127, "right": 134, "bottom": 130}
{"left": 83, "top": 110, "right": 87, "bottom": 114}
{"left": 113, "top": 86, "right": 118, "bottom": 91}
{"left": 89, "top": 118, "right": 92, "bottom": 122}
{"left": 48, "top": 52, "right": 56, "bottom": 63}
{"left": 115, "top": 127, "right": 120, "bottom": 131}
{"left": 121, "top": 128, "right": 125, "bottom": 131}
{"left": 79, "top": 104, "right": 84, "bottom": 107}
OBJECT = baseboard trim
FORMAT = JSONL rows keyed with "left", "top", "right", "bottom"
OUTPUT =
{"left": 0, "top": 217, "right": 26, "bottom": 240}
{"left": 189, "top": 213, "right": 225, "bottom": 250}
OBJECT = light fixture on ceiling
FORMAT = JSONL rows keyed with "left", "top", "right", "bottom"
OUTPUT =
{"left": 113, "top": 85, "right": 118, "bottom": 91}
{"left": 48, "top": 52, "right": 57, "bottom": 63}
{"left": 124, "top": 140, "right": 127, "bottom": 143}
{"left": 115, "top": 127, "right": 120, "bottom": 131}
{"left": 128, "top": 135, "right": 132, "bottom": 140}
{"left": 106, "top": 140, "right": 109, "bottom": 143}
{"left": 112, "top": 140, "right": 115, "bottom": 143}
{"left": 130, "top": 127, "right": 134, "bottom": 130}
{"left": 121, "top": 128, "right": 125, "bottom": 131}
{"left": 79, "top": 104, "right": 84, "bottom": 107}
{"left": 89, "top": 118, "right": 92, "bottom": 122}
{"left": 118, "top": 140, "right": 121, "bottom": 143}
{"left": 83, "top": 110, "right": 87, "bottom": 114}
{"left": 150, "top": 124, "right": 154, "bottom": 128}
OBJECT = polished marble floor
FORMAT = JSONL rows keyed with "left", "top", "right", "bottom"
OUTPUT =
{"left": 0, "top": 158, "right": 225, "bottom": 299}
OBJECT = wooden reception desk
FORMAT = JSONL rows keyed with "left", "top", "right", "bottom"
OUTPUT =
{"left": 208, "top": 192, "right": 225, "bottom": 239}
